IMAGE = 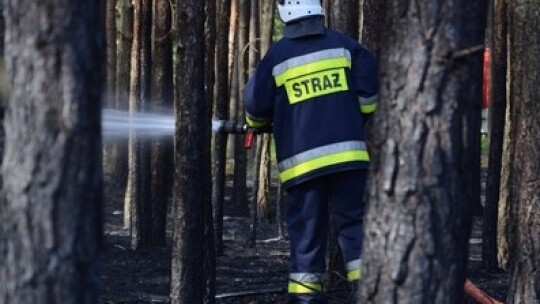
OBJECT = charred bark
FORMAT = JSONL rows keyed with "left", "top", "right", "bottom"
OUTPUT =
{"left": 170, "top": 0, "right": 207, "bottom": 303}
{"left": 232, "top": 0, "right": 250, "bottom": 216}
{"left": 360, "top": 0, "right": 386, "bottom": 57}
{"left": 483, "top": 0, "right": 507, "bottom": 272}
{"left": 106, "top": 0, "right": 117, "bottom": 104}
{"left": 247, "top": 0, "right": 260, "bottom": 248}
{"left": 212, "top": 0, "right": 232, "bottom": 257}
{"left": 326, "top": 0, "right": 359, "bottom": 38}
{"left": 150, "top": 0, "right": 174, "bottom": 247}
{"left": 204, "top": 1, "right": 217, "bottom": 303}
{"left": 125, "top": 0, "right": 153, "bottom": 250}
{"left": 505, "top": 1, "right": 540, "bottom": 302}
{"left": 115, "top": 0, "right": 132, "bottom": 207}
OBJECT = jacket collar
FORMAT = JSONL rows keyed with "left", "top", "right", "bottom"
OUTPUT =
{"left": 283, "top": 16, "right": 325, "bottom": 39}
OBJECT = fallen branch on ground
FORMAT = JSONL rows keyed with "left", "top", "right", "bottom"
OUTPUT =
{"left": 215, "top": 287, "right": 286, "bottom": 299}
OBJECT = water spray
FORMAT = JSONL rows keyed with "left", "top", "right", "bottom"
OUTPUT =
{"left": 102, "top": 108, "right": 271, "bottom": 148}
{"left": 101, "top": 108, "right": 175, "bottom": 138}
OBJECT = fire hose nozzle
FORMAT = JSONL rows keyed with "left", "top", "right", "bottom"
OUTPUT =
{"left": 213, "top": 120, "right": 272, "bottom": 149}
{"left": 213, "top": 120, "right": 272, "bottom": 134}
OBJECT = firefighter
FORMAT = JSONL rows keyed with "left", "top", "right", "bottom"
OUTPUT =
{"left": 243, "top": 0, "right": 378, "bottom": 303}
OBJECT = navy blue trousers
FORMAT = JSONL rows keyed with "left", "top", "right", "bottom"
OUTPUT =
{"left": 285, "top": 169, "right": 368, "bottom": 303}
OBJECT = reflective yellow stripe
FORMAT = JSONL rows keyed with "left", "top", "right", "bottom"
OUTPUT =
{"left": 288, "top": 281, "right": 324, "bottom": 294}
{"left": 361, "top": 102, "right": 377, "bottom": 114}
{"left": 347, "top": 269, "right": 362, "bottom": 281}
{"left": 274, "top": 57, "right": 351, "bottom": 86}
{"left": 279, "top": 150, "right": 369, "bottom": 183}
{"left": 246, "top": 116, "right": 270, "bottom": 128}
{"left": 285, "top": 68, "right": 348, "bottom": 104}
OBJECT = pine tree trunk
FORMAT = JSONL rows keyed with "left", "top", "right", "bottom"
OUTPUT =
{"left": 497, "top": 80, "right": 513, "bottom": 270}
{"left": 255, "top": 0, "right": 275, "bottom": 224}
{"left": 106, "top": 0, "right": 117, "bottom": 104}
{"left": 483, "top": 0, "right": 507, "bottom": 272}
{"left": 232, "top": 0, "right": 250, "bottom": 215}
{"left": 257, "top": 0, "right": 275, "bottom": 224}
{"left": 125, "top": 0, "right": 141, "bottom": 245}
{"left": 359, "top": 1, "right": 488, "bottom": 303}
{"left": 170, "top": 0, "right": 207, "bottom": 303}
{"left": 115, "top": 0, "right": 132, "bottom": 203}
{"left": 0, "top": 4, "right": 5, "bottom": 173}
{"left": 150, "top": 0, "right": 174, "bottom": 247}
{"left": 226, "top": 0, "right": 238, "bottom": 159}
{"left": 247, "top": 0, "right": 260, "bottom": 248}
{"left": 505, "top": 1, "right": 540, "bottom": 302}
{"left": 125, "top": 0, "right": 152, "bottom": 250}
{"left": 102, "top": 0, "right": 117, "bottom": 187}
{"left": 212, "top": 0, "right": 232, "bottom": 257}
{"left": 0, "top": 1, "right": 103, "bottom": 303}
{"left": 259, "top": 0, "right": 275, "bottom": 54}
{"left": 326, "top": 0, "right": 359, "bottom": 38}
{"left": 359, "top": 0, "right": 385, "bottom": 56}
{"left": 204, "top": 1, "right": 217, "bottom": 303}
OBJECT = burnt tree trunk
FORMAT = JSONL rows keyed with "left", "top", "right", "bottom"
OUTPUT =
{"left": 497, "top": 2, "right": 515, "bottom": 268}
{"left": 212, "top": 0, "right": 232, "bottom": 257}
{"left": 254, "top": 0, "right": 275, "bottom": 224}
{"left": 150, "top": 0, "right": 173, "bottom": 247}
{"left": 0, "top": 3, "right": 5, "bottom": 173}
{"left": 360, "top": 0, "right": 385, "bottom": 56}
{"left": 483, "top": 0, "right": 507, "bottom": 272}
{"left": 102, "top": 0, "right": 117, "bottom": 186}
{"left": 358, "top": 1, "right": 487, "bottom": 303}
{"left": 0, "top": 0, "right": 104, "bottom": 303}
{"left": 247, "top": 0, "right": 260, "bottom": 248}
{"left": 124, "top": 0, "right": 141, "bottom": 243}
{"left": 116, "top": 0, "right": 133, "bottom": 107}
{"left": 325, "top": 0, "right": 359, "bottom": 38}
{"left": 106, "top": 0, "right": 117, "bottom": 104}
{"left": 204, "top": 0, "right": 217, "bottom": 303}
{"left": 232, "top": 0, "right": 250, "bottom": 215}
{"left": 260, "top": 0, "right": 275, "bottom": 53}
{"left": 505, "top": 1, "right": 540, "bottom": 302}
{"left": 226, "top": 0, "right": 238, "bottom": 158}
{"left": 170, "top": 0, "right": 207, "bottom": 303}
{"left": 115, "top": 0, "right": 132, "bottom": 210}
{"left": 125, "top": 0, "right": 152, "bottom": 250}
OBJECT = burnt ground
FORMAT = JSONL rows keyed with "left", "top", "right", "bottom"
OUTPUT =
{"left": 99, "top": 171, "right": 509, "bottom": 304}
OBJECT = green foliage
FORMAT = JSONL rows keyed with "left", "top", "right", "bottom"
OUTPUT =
{"left": 481, "top": 135, "right": 489, "bottom": 168}
{"left": 481, "top": 135, "right": 489, "bottom": 155}
{"left": 273, "top": 8, "right": 283, "bottom": 41}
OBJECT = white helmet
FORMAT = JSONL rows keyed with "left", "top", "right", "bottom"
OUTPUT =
{"left": 277, "top": 0, "right": 324, "bottom": 24}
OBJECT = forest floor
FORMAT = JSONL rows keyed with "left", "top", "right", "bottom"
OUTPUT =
{"left": 99, "top": 170, "right": 509, "bottom": 304}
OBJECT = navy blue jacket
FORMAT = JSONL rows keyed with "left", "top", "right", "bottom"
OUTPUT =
{"left": 244, "top": 17, "right": 378, "bottom": 189}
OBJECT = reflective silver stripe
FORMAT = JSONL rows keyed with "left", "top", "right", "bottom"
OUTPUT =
{"left": 346, "top": 259, "right": 362, "bottom": 272}
{"left": 358, "top": 94, "right": 378, "bottom": 106}
{"left": 278, "top": 140, "right": 367, "bottom": 171}
{"left": 272, "top": 48, "right": 352, "bottom": 77}
{"left": 289, "top": 272, "right": 325, "bottom": 283}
